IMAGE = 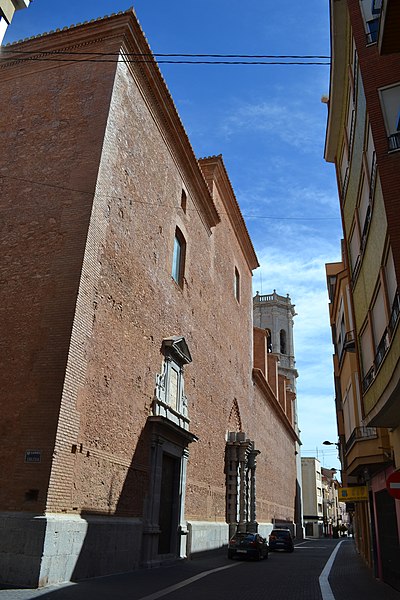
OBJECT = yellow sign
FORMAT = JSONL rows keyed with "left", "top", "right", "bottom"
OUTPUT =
{"left": 338, "top": 486, "right": 368, "bottom": 502}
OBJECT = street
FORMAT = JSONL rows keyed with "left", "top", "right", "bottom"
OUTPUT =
{"left": 1, "top": 539, "right": 400, "bottom": 600}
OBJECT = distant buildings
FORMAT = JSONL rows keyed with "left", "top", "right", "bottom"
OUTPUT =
{"left": 0, "top": 9, "right": 300, "bottom": 588}
{"left": 325, "top": 0, "right": 400, "bottom": 590}
{"left": 0, "top": 0, "right": 31, "bottom": 43}
{"left": 301, "top": 457, "right": 324, "bottom": 537}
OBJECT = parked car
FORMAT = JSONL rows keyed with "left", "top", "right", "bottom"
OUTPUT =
{"left": 268, "top": 528, "right": 294, "bottom": 552}
{"left": 228, "top": 532, "right": 269, "bottom": 560}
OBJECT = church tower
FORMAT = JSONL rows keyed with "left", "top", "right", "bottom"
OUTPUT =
{"left": 253, "top": 290, "right": 303, "bottom": 538}
{"left": 253, "top": 290, "right": 298, "bottom": 397}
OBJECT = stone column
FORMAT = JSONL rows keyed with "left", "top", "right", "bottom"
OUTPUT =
{"left": 237, "top": 443, "right": 248, "bottom": 532}
{"left": 178, "top": 448, "right": 189, "bottom": 558}
{"left": 247, "top": 448, "right": 260, "bottom": 532}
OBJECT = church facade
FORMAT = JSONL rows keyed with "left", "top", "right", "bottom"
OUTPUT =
{"left": 0, "top": 10, "right": 299, "bottom": 587}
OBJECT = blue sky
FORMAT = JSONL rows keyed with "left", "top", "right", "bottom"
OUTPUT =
{"left": 3, "top": 0, "right": 343, "bottom": 470}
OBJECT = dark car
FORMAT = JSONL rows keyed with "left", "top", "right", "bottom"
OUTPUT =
{"left": 268, "top": 528, "right": 294, "bottom": 552}
{"left": 228, "top": 532, "right": 269, "bottom": 560}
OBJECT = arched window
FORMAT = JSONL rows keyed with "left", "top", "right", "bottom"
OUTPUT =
{"left": 280, "top": 329, "right": 287, "bottom": 354}
{"left": 171, "top": 227, "right": 186, "bottom": 287}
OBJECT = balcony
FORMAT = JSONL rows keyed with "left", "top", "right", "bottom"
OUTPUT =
{"left": 362, "top": 365, "right": 375, "bottom": 393}
{"left": 351, "top": 255, "right": 361, "bottom": 287}
{"left": 389, "top": 292, "right": 400, "bottom": 334}
{"left": 361, "top": 292, "right": 399, "bottom": 392}
{"left": 360, "top": 204, "right": 372, "bottom": 253}
{"left": 345, "top": 426, "right": 392, "bottom": 477}
{"left": 338, "top": 330, "right": 356, "bottom": 366}
{"left": 345, "top": 426, "right": 378, "bottom": 454}
{"left": 378, "top": 0, "right": 400, "bottom": 54}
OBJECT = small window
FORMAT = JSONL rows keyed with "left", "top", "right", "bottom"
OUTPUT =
{"left": 181, "top": 189, "right": 187, "bottom": 214}
{"left": 172, "top": 227, "right": 186, "bottom": 287}
{"left": 234, "top": 267, "right": 240, "bottom": 302}
{"left": 280, "top": 329, "right": 287, "bottom": 354}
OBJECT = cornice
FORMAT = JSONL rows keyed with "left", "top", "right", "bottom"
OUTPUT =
{"left": 252, "top": 368, "right": 300, "bottom": 443}
{"left": 119, "top": 14, "right": 220, "bottom": 232}
{"left": 324, "top": 0, "right": 350, "bottom": 163}
{"left": 0, "top": 10, "right": 220, "bottom": 232}
{"left": 198, "top": 156, "right": 259, "bottom": 271}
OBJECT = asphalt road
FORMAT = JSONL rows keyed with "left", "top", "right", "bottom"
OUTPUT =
{"left": 1, "top": 538, "right": 400, "bottom": 600}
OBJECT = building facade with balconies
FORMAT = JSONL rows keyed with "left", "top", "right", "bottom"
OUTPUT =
{"left": 325, "top": 0, "right": 400, "bottom": 590}
{"left": 326, "top": 245, "right": 392, "bottom": 566}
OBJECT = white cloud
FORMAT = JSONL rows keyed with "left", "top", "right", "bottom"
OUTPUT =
{"left": 220, "top": 100, "right": 325, "bottom": 152}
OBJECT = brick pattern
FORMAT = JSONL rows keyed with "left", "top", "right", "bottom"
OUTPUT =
{"left": 347, "top": 0, "right": 400, "bottom": 283}
{"left": 0, "top": 13, "right": 297, "bottom": 529}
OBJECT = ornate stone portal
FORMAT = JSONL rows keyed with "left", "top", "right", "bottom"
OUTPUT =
{"left": 142, "top": 337, "right": 197, "bottom": 566}
{"left": 225, "top": 432, "right": 260, "bottom": 537}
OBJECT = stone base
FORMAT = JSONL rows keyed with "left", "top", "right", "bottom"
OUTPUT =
{"left": 0, "top": 512, "right": 143, "bottom": 588}
{"left": 187, "top": 521, "right": 229, "bottom": 555}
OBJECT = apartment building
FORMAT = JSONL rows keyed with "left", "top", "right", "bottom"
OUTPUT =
{"left": 301, "top": 457, "right": 324, "bottom": 537}
{"left": 325, "top": 0, "right": 400, "bottom": 590}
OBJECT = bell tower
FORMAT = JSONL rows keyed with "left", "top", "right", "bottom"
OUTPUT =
{"left": 253, "top": 290, "right": 303, "bottom": 539}
{"left": 253, "top": 290, "right": 298, "bottom": 395}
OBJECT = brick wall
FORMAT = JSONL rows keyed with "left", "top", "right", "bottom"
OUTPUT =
{"left": 0, "top": 35, "right": 119, "bottom": 512}
{"left": 0, "top": 13, "right": 297, "bottom": 530}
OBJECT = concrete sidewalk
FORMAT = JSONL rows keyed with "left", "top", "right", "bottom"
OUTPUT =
{"left": 329, "top": 539, "right": 400, "bottom": 600}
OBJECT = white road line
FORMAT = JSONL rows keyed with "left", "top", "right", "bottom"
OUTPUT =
{"left": 137, "top": 563, "right": 241, "bottom": 600}
{"left": 319, "top": 540, "right": 344, "bottom": 600}
{"left": 296, "top": 546, "right": 330, "bottom": 549}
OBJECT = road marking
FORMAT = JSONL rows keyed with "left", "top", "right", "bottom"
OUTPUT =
{"left": 137, "top": 563, "right": 241, "bottom": 600}
{"left": 319, "top": 540, "right": 344, "bottom": 600}
{"left": 295, "top": 546, "right": 328, "bottom": 550}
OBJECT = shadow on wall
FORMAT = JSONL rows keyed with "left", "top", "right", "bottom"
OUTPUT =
{"left": 68, "top": 422, "right": 152, "bottom": 583}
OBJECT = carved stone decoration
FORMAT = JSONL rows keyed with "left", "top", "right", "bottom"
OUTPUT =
{"left": 142, "top": 337, "right": 196, "bottom": 567}
{"left": 228, "top": 398, "right": 243, "bottom": 433}
{"left": 153, "top": 337, "right": 192, "bottom": 430}
{"left": 225, "top": 431, "right": 260, "bottom": 537}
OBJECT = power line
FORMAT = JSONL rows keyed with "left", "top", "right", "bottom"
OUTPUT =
{"left": 0, "top": 48, "right": 331, "bottom": 65}
{"left": 0, "top": 174, "right": 338, "bottom": 221}
{"left": 1, "top": 48, "right": 330, "bottom": 59}
{"left": 0, "top": 57, "right": 330, "bottom": 65}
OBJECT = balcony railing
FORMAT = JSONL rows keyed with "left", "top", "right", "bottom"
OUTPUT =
{"left": 374, "top": 329, "right": 390, "bottom": 371}
{"left": 360, "top": 204, "right": 372, "bottom": 253}
{"left": 345, "top": 426, "right": 378, "bottom": 453}
{"left": 351, "top": 254, "right": 361, "bottom": 286}
{"left": 338, "top": 330, "right": 356, "bottom": 365}
{"left": 341, "top": 167, "right": 350, "bottom": 202}
{"left": 388, "top": 132, "right": 400, "bottom": 151}
{"left": 362, "top": 365, "right": 375, "bottom": 392}
{"left": 389, "top": 292, "right": 400, "bottom": 334}
{"left": 369, "top": 152, "right": 377, "bottom": 199}
{"left": 362, "top": 292, "right": 399, "bottom": 393}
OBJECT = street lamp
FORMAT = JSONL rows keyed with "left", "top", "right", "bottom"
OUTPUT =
{"left": 323, "top": 440, "right": 339, "bottom": 447}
